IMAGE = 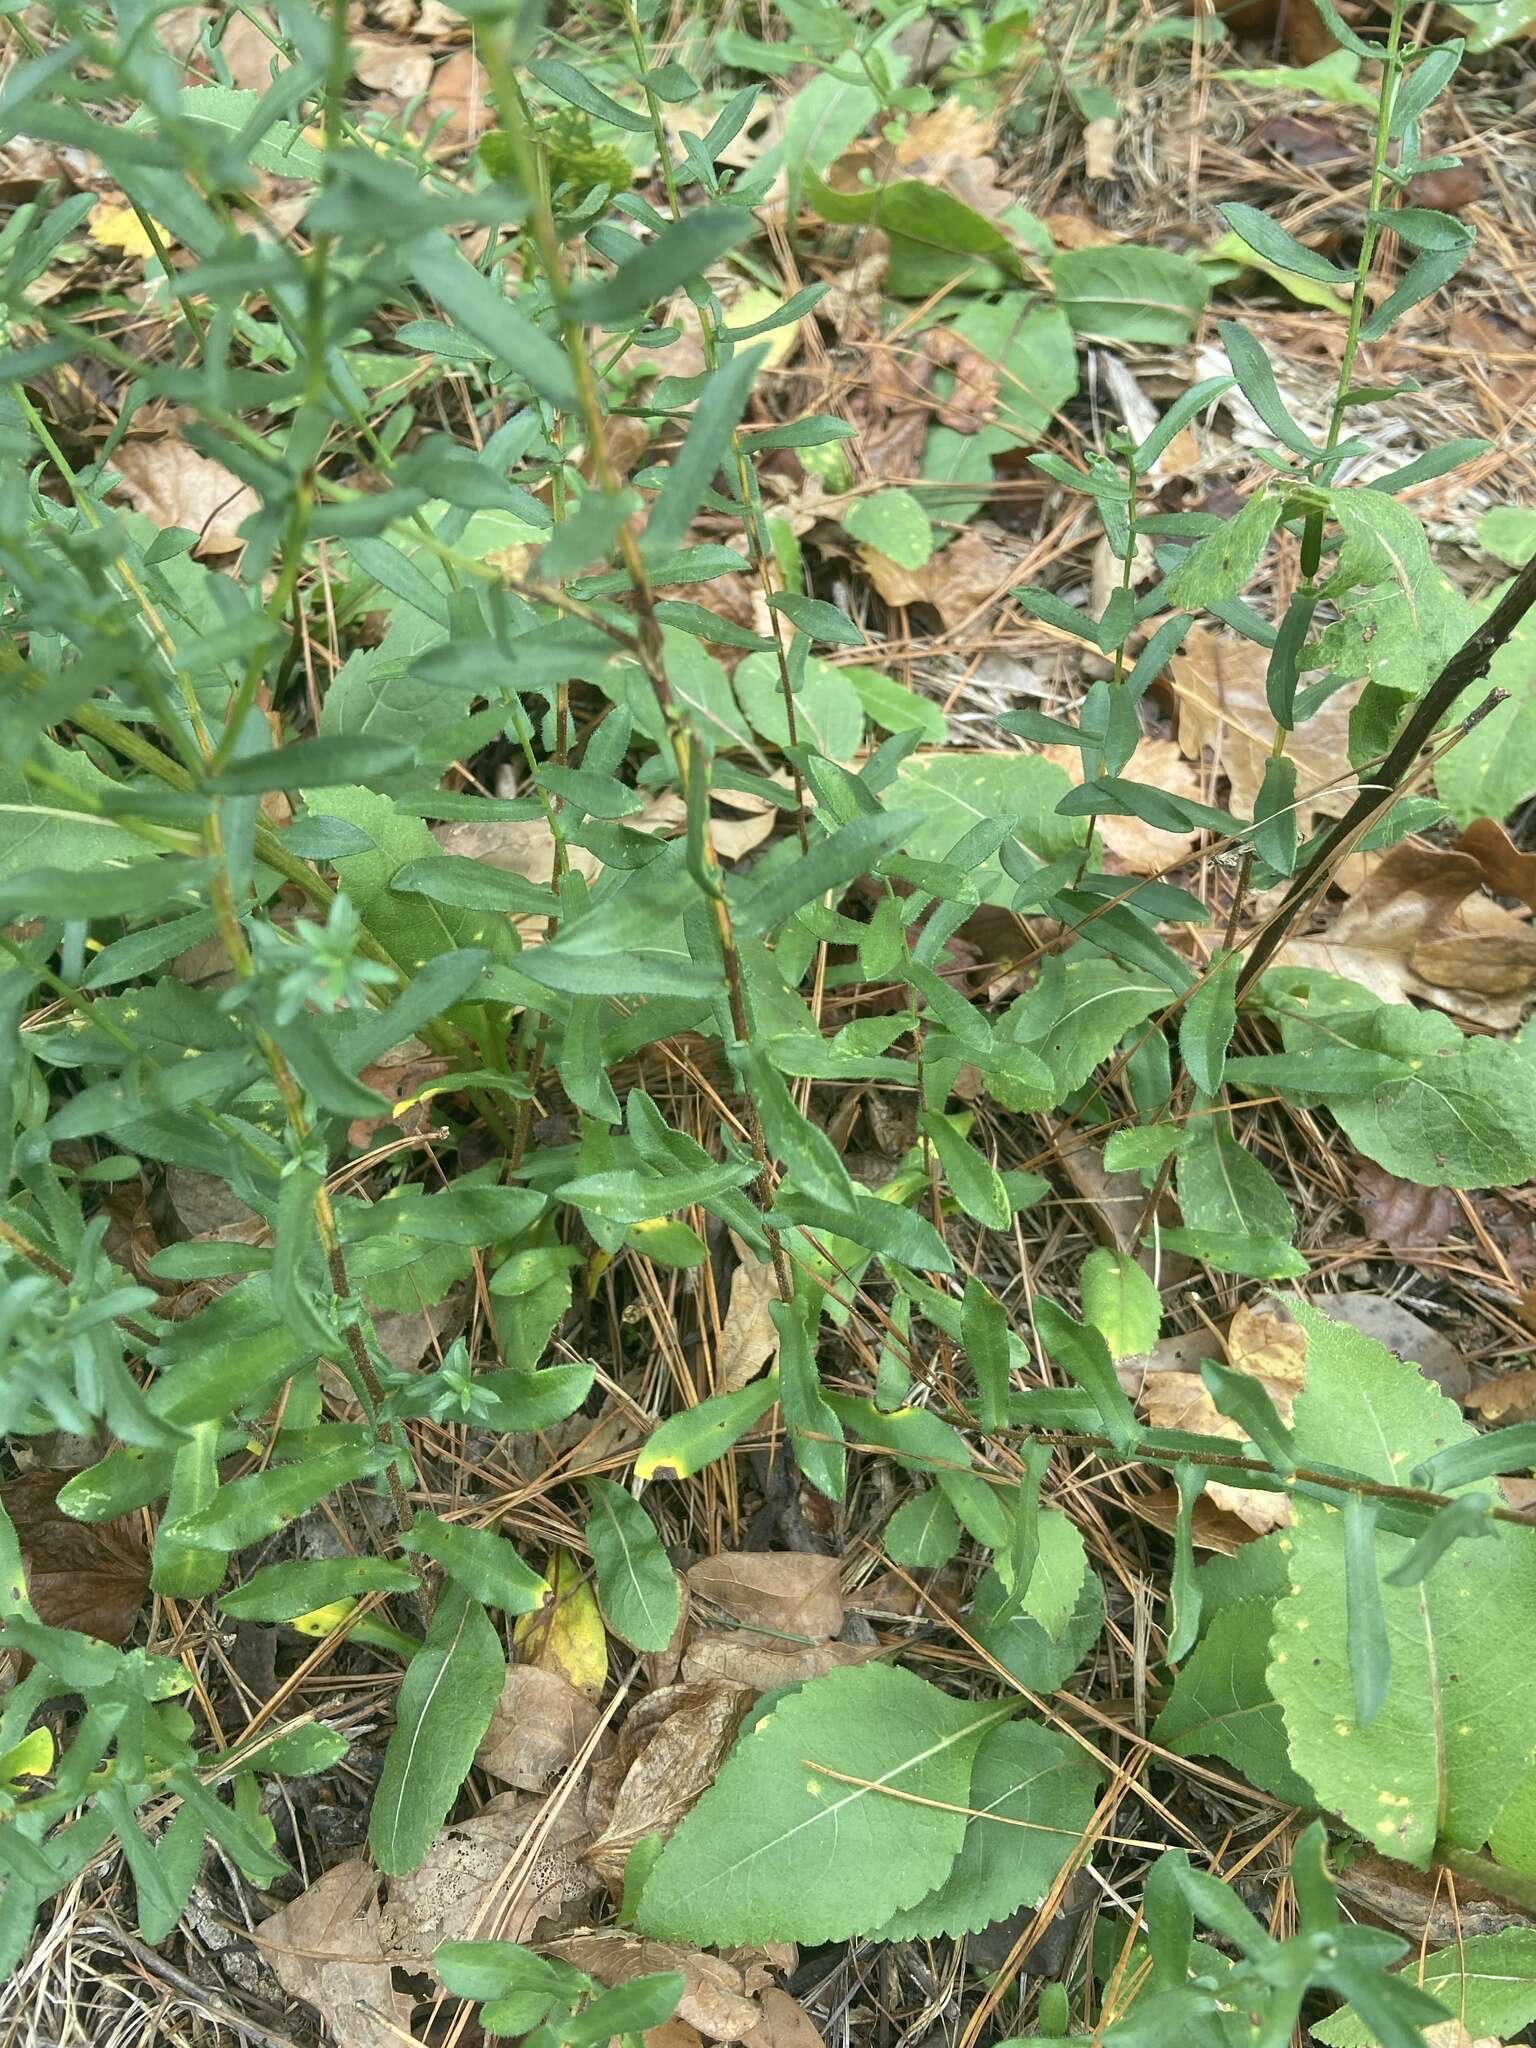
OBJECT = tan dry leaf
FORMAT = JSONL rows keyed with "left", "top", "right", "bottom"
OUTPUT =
{"left": 585, "top": 1680, "right": 753, "bottom": 1892}
{"left": 1, "top": 1470, "right": 148, "bottom": 1647}
{"left": 111, "top": 441, "right": 258, "bottom": 557}
{"left": 1458, "top": 817, "right": 1536, "bottom": 913}
{"left": 1225, "top": 1302, "right": 1307, "bottom": 1385}
{"left": 1354, "top": 1162, "right": 1459, "bottom": 1249}
{"left": 1173, "top": 626, "right": 1359, "bottom": 822}
{"left": 422, "top": 45, "right": 489, "bottom": 149}
{"left": 1135, "top": 1375, "right": 1293, "bottom": 1532}
{"left": 261, "top": 1859, "right": 412, "bottom": 2048}
{"left": 863, "top": 530, "right": 1014, "bottom": 629}
{"left": 648, "top": 2024, "right": 706, "bottom": 2048}
{"left": 1083, "top": 116, "right": 1118, "bottom": 180}
{"left": 1465, "top": 1371, "right": 1536, "bottom": 1424}
{"left": 717, "top": 1242, "right": 781, "bottom": 1392}
{"left": 685, "top": 1552, "right": 844, "bottom": 1640}
{"left": 680, "top": 1633, "right": 879, "bottom": 1690}
{"left": 351, "top": 35, "right": 434, "bottom": 99}
{"left": 477, "top": 1662, "right": 601, "bottom": 1790}
{"left": 1286, "top": 839, "right": 1536, "bottom": 1030}
{"left": 214, "top": 8, "right": 283, "bottom": 92}
{"left": 743, "top": 1989, "right": 827, "bottom": 2048}
{"left": 1133, "top": 1483, "right": 1262, "bottom": 1555}
{"left": 546, "top": 1935, "right": 764, "bottom": 2043}
{"left": 1043, "top": 737, "right": 1202, "bottom": 875}
{"left": 379, "top": 1793, "right": 594, "bottom": 1956}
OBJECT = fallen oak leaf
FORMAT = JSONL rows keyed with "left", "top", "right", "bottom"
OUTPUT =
{"left": 111, "top": 442, "right": 259, "bottom": 557}
{"left": 476, "top": 1660, "right": 601, "bottom": 1790}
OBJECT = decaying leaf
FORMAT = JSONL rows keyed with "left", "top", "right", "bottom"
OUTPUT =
{"left": 514, "top": 1548, "right": 608, "bottom": 1697}
{"left": 111, "top": 442, "right": 259, "bottom": 556}
{"left": 1314, "top": 1291, "right": 1470, "bottom": 1399}
{"left": 351, "top": 34, "right": 434, "bottom": 99}
{"left": 717, "top": 1240, "right": 782, "bottom": 1393}
{"left": 261, "top": 1859, "right": 412, "bottom": 2048}
{"left": 545, "top": 1934, "right": 765, "bottom": 2042}
{"left": 1135, "top": 1328, "right": 1302, "bottom": 1534}
{"left": 379, "top": 1793, "right": 594, "bottom": 1955}
{"left": 1355, "top": 1162, "right": 1460, "bottom": 1249}
{"left": 2, "top": 1469, "right": 148, "bottom": 1646}
{"left": 742, "top": 1987, "right": 828, "bottom": 2048}
{"left": 679, "top": 1633, "right": 879, "bottom": 1690}
{"left": 1133, "top": 1483, "right": 1261, "bottom": 1555}
{"left": 1173, "top": 626, "right": 1358, "bottom": 822}
{"left": 1286, "top": 840, "right": 1536, "bottom": 1031}
{"left": 477, "top": 1661, "right": 601, "bottom": 1790}
{"left": 585, "top": 1680, "right": 754, "bottom": 1891}
{"left": 685, "top": 1552, "right": 844, "bottom": 1641}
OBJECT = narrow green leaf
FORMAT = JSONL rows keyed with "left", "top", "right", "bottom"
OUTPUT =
{"left": 1342, "top": 1493, "right": 1391, "bottom": 1726}
{"left": 1178, "top": 951, "right": 1240, "bottom": 1096}
{"left": 1218, "top": 202, "right": 1354, "bottom": 284}
{"left": 961, "top": 1277, "right": 1011, "bottom": 1431}
{"left": 399, "top": 1512, "right": 550, "bottom": 1614}
{"left": 636, "top": 1375, "right": 780, "bottom": 1481}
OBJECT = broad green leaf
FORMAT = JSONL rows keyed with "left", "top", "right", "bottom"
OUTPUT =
{"left": 807, "top": 171, "right": 1023, "bottom": 297}
{"left": 0, "top": 739, "right": 157, "bottom": 881}
{"left": 636, "top": 1663, "right": 1008, "bottom": 1943}
{"left": 399, "top": 1512, "right": 550, "bottom": 1615}
{"left": 1006, "top": 1508, "right": 1090, "bottom": 1638}
{"left": 924, "top": 1114, "right": 1010, "bottom": 1232}
{"left": 1269, "top": 1304, "right": 1536, "bottom": 1864}
{"left": 1051, "top": 245, "right": 1211, "bottom": 345}
{"left": 583, "top": 1479, "right": 680, "bottom": 1651}
{"left": 890, "top": 752, "right": 1082, "bottom": 908}
{"left": 1155, "top": 1600, "right": 1313, "bottom": 1804}
{"left": 219, "top": 1556, "right": 422, "bottom": 1622}
{"left": 974, "top": 1564, "right": 1105, "bottom": 1693}
{"left": 1080, "top": 1248, "right": 1161, "bottom": 1361}
{"left": 734, "top": 651, "right": 864, "bottom": 760}
{"left": 316, "top": 785, "right": 508, "bottom": 977}
{"left": 1312, "top": 1928, "right": 1536, "bottom": 2045}
{"left": 1218, "top": 50, "right": 1376, "bottom": 104}
{"left": 1157, "top": 490, "right": 1278, "bottom": 611}
{"left": 1000, "top": 953, "right": 1166, "bottom": 1101}
{"left": 884, "top": 1491, "right": 961, "bottom": 1568}
{"left": 1436, "top": 577, "right": 1536, "bottom": 824}
{"left": 842, "top": 488, "right": 933, "bottom": 569}
{"left": 1177, "top": 1113, "right": 1297, "bottom": 1250}
{"left": 369, "top": 1583, "right": 505, "bottom": 1875}
{"left": 874, "top": 1719, "right": 1101, "bottom": 1939}
{"left": 920, "top": 298, "right": 1077, "bottom": 523}
{"left": 843, "top": 666, "right": 947, "bottom": 743}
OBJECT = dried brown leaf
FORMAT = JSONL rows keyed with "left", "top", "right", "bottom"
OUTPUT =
{"left": 1457, "top": 818, "right": 1536, "bottom": 913}
{"left": 585, "top": 1680, "right": 753, "bottom": 1892}
{"left": 1286, "top": 840, "right": 1536, "bottom": 1029}
{"left": 261, "top": 1859, "right": 412, "bottom": 2048}
{"left": 1354, "top": 1163, "right": 1460, "bottom": 1249}
{"left": 717, "top": 1242, "right": 780, "bottom": 1393}
{"left": 112, "top": 442, "right": 259, "bottom": 557}
{"left": 351, "top": 36, "right": 434, "bottom": 99}
{"left": 2, "top": 1470, "right": 148, "bottom": 1646}
{"left": 1225, "top": 1302, "right": 1307, "bottom": 1386}
{"left": 742, "top": 1988, "right": 827, "bottom": 2048}
{"left": 477, "top": 1661, "right": 601, "bottom": 1789}
{"left": 1173, "top": 626, "right": 1358, "bottom": 823}
{"left": 861, "top": 530, "right": 1012, "bottom": 629}
{"left": 421, "top": 45, "right": 489, "bottom": 149}
{"left": 680, "top": 1632, "right": 878, "bottom": 1690}
{"left": 546, "top": 1935, "right": 764, "bottom": 2043}
{"left": 1135, "top": 1376, "right": 1294, "bottom": 1532}
{"left": 685, "top": 1552, "right": 844, "bottom": 1640}
{"left": 379, "top": 1794, "right": 594, "bottom": 1956}
{"left": 1313, "top": 1292, "right": 1470, "bottom": 1398}
{"left": 1465, "top": 1370, "right": 1536, "bottom": 1424}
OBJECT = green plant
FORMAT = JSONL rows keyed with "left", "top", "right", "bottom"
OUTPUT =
{"left": 3, "top": 4, "right": 1536, "bottom": 2045}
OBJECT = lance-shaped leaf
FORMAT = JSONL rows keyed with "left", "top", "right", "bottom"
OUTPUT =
{"left": 583, "top": 1479, "right": 680, "bottom": 1652}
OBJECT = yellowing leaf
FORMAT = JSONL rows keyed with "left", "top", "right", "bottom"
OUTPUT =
{"left": 513, "top": 1547, "right": 608, "bottom": 1697}
{"left": 89, "top": 201, "right": 166, "bottom": 261}
{"left": 0, "top": 1726, "right": 54, "bottom": 1787}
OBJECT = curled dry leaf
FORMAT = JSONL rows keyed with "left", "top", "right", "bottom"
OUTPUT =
{"left": 1458, "top": 818, "right": 1536, "bottom": 914}
{"left": 1335, "top": 1845, "right": 1529, "bottom": 1944}
{"left": 1354, "top": 1162, "right": 1460, "bottom": 1250}
{"left": 379, "top": 1792, "right": 594, "bottom": 1956}
{"left": 350, "top": 35, "right": 434, "bottom": 100}
{"left": 476, "top": 1659, "right": 601, "bottom": 1790}
{"left": 2, "top": 1470, "right": 148, "bottom": 1647}
{"left": 680, "top": 1632, "right": 880, "bottom": 1690}
{"left": 1464, "top": 1371, "right": 1536, "bottom": 1424}
{"left": 111, "top": 442, "right": 259, "bottom": 557}
{"left": 717, "top": 1239, "right": 781, "bottom": 1393}
{"left": 685, "top": 1552, "right": 844, "bottom": 1641}
{"left": 1133, "top": 1482, "right": 1262, "bottom": 1556}
{"left": 545, "top": 1935, "right": 765, "bottom": 2043}
{"left": 1173, "top": 626, "right": 1359, "bottom": 823}
{"left": 1287, "top": 839, "right": 1536, "bottom": 1030}
{"left": 261, "top": 1859, "right": 413, "bottom": 2048}
{"left": 585, "top": 1680, "right": 753, "bottom": 1892}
